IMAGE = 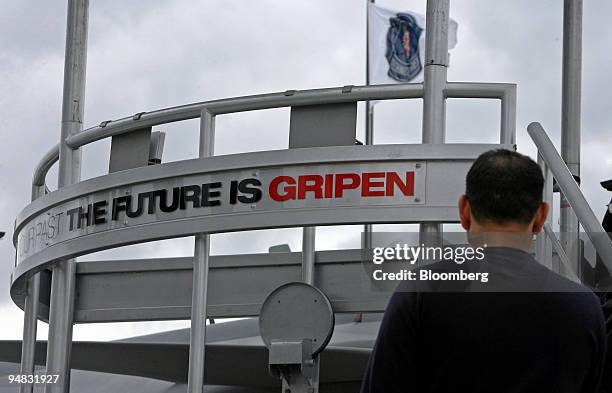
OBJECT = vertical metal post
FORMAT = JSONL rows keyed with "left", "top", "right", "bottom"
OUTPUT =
{"left": 536, "top": 155, "right": 554, "bottom": 270}
{"left": 20, "top": 276, "right": 40, "bottom": 393}
{"left": 420, "top": 0, "right": 450, "bottom": 240}
{"left": 364, "top": 0, "right": 375, "bottom": 250}
{"left": 20, "top": 185, "right": 45, "bottom": 393}
{"left": 46, "top": 2, "right": 88, "bottom": 392}
{"left": 187, "top": 109, "right": 215, "bottom": 393}
{"left": 301, "top": 225, "right": 319, "bottom": 393}
{"left": 560, "top": 0, "right": 583, "bottom": 274}
{"left": 500, "top": 88, "right": 517, "bottom": 145}
{"left": 302, "top": 227, "right": 316, "bottom": 285}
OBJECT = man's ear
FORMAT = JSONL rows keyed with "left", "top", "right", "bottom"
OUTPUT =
{"left": 531, "top": 202, "right": 549, "bottom": 234}
{"left": 458, "top": 195, "right": 471, "bottom": 231}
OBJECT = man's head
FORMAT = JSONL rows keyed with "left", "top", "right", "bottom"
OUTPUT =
{"left": 458, "top": 149, "right": 549, "bottom": 234}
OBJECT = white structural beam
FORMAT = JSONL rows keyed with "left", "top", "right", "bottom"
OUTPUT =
{"left": 560, "top": 0, "right": 583, "bottom": 273}
{"left": 420, "top": 0, "right": 450, "bottom": 240}
{"left": 45, "top": 1, "right": 89, "bottom": 392}
{"left": 187, "top": 109, "right": 215, "bottom": 393}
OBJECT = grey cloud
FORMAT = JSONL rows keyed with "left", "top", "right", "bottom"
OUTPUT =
{"left": 1, "top": 0, "right": 611, "bottom": 339}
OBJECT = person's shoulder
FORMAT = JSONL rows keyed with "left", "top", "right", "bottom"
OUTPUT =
{"left": 485, "top": 246, "right": 594, "bottom": 294}
{"left": 386, "top": 279, "right": 426, "bottom": 315}
{"left": 538, "top": 263, "right": 596, "bottom": 295}
{"left": 536, "top": 266, "right": 604, "bottom": 325}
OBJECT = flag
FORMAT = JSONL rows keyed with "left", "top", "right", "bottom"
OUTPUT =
{"left": 368, "top": 3, "right": 458, "bottom": 84}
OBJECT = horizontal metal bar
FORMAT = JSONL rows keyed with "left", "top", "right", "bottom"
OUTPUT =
{"left": 13, "top": 144, "right": 509, "bottom": 287}
{"left": 445, "top": 82, "right": 514, "bottom": 99}
{"left": 12, "top": 250, "right": 393, "bottom": 322}
{"left": 75, "top": 300, "right": 387, "bottom": 322}
{"left": 528, "top": 122, "right": 612, "bottom": 268}
{"left": 13, "top": 205, "right": 461, "bottom": 285}
{"left": 67, "top": 82, "right": 514, "bottom": 149}
{"left": 18, "top": 143, "right": 503, "bottom": 229}
{"left": 75, "top": 249, "right": 360, "bottom": 274}
{"left": 66, "top": 84, "right": 426, "bottom": 149}
{"left": 0, "top": 340, "right": 370, "bottom": 386}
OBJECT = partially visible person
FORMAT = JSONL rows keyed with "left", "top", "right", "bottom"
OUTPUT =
{"left": 361, "top": 149, "right": 606, "bottom": 393}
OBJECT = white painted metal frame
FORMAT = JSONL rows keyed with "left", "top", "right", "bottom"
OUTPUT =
{"left": 528, "top": 122, "right": 612, "bottom": 268}
{"left": 44, "top": 1, "right": 89, "bottom": 392}
{"left": 420, "top": 0, "right": 449, "bottom": 240}
{"left": 16, "top": 83, "right": 515, "bottom": 393}
{"left": 15, "top": 9, "right": 517, "bottom": 391}
{"left": 29, "top": 82, "right": 517, "bottom": 194}
{"left": 560, "top": 0, "right": 583, "bottom": 274}
{"left": 19, "top": 188, "right": 44, "bottom": 393}
{"left": 13, "top": 144, "right": 510, "bottom": 283}
{"left": 16, "top": 2, "right": 602, "bottom": 393}
{"left": 187, "top": 109, "right": 215, "bottom": 393}
{"left": 12, "top": 249, "right": 397, "bottom": 323}
{"left": 15, "top": 80, "right": 515, "bottom": 393}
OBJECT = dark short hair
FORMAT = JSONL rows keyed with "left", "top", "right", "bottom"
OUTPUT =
{"left": 465, "top": 149, "right": 544, "bottom": 224}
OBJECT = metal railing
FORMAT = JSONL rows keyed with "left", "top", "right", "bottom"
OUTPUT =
{"left": 528, "top": 122, "right": 612, "bottom": 271}
{"left": 31, "top": 82, "right": 516, "bottom": 192}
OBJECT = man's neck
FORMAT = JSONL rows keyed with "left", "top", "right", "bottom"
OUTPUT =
{"left": 467, "top": 223, "right": 534, "bottom": 253}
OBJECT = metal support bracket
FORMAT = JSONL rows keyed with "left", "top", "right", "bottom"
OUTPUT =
{"left": 132, "top": 112, "right": 146, "bottom": 121}
{"left": 259, "top": 282, "right": 334, "bottom": 393}
{"left": 269, "top": 339, "right": 317, "bottom": 392}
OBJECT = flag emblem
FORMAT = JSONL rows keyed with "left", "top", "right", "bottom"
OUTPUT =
{"left": 385, "top": 13, "right": 423, "bottom": 82}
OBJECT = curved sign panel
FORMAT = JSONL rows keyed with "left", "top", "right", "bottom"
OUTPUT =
{"left": 13, "top": 144, "right": 501, "bottom": 282}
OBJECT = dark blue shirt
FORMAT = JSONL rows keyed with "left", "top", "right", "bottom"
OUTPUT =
{"left": 361, "top": 247, "right": 606, "bottom": 393}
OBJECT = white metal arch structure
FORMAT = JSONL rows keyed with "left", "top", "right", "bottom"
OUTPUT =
{"left": 13, "top": 83, "right": 517, "bottom": 283}
{"left": 12, "top": 82, "right": 517, "bottom": 303}
{"left": 12, "top": 1, "right": 612, "bottom": 393}
{"left": 12, "top": 81, "right": 516, "bottom": 393}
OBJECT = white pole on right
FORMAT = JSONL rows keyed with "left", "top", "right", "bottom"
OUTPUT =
{"left": 420, "top": 0, "right": 450, "bottom": 242}
{"left": 560, "top": 0, "right": 583, "bottom": 275}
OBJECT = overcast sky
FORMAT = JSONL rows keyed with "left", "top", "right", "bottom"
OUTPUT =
{"left": 1, "top": 0, "right": 612, "bottom": 341}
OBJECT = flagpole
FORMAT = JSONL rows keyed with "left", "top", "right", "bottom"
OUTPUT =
{"left": 364, "top": 0, "right": 374, "bottom": 251}
{"left": 419, "top": 0, "right": 449, "bottom": 245}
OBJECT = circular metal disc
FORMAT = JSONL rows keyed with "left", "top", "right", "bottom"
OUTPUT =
{"left": 259, "top": 282, "right": 334, "bottom": 356}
